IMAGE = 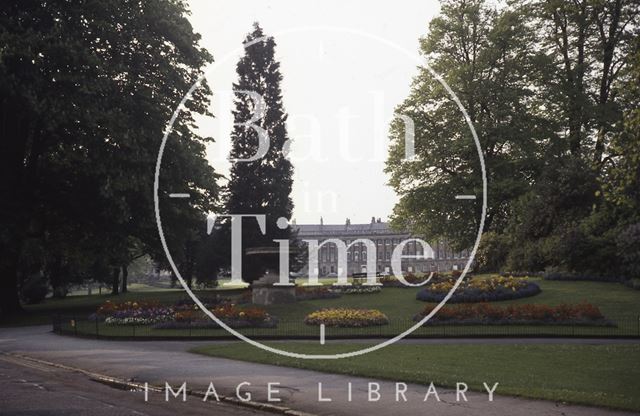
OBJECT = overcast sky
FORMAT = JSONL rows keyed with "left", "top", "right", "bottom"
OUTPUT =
{"left": 186, "top": 0, "right": 441, "bottom": 224}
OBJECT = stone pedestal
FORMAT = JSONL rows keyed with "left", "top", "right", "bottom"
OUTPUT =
{"left": 252, "top": 270, "right": 296, "bottom": 305}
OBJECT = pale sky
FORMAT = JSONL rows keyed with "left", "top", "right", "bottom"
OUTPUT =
{"left": 186, "top": 0, "right": 441, "bottom": 224}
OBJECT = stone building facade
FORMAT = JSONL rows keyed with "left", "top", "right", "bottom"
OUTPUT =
{"left": 293, "top": 218, "right": 470, "bottom": 276}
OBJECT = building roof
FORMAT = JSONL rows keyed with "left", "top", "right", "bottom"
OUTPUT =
{"left": 293, "top": 222, "right": 408, "bottom": 237}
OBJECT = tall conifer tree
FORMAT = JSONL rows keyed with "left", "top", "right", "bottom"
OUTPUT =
{"left": 224, "top": 23, "right": 294, "bottom": 283}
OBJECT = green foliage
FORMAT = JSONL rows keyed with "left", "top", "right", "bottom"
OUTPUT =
{"left": 20, "top": 274, "right": 49, "bottom": 305}
{"left": 475, "top": 232, "right": 510, "bottom": 272}
{"left": 387, "top": 0, "right": 640, "bottom": 274}
{"left": 617, "top": 223, "right": 640, "bottom": 279}
{"left": 0, "top": 0, "right": 219, "bottom": 313}
{"left": 386, "top": 0, "right": 547, "bottom": 249}
{"left": 218, "top": 23, "right": 297, "bottom": 283}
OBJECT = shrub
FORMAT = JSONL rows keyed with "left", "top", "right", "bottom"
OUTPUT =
{"left": 475, "top": 232, "right": 510, "bottom": 272}
{"left": 416, "top": 275, "right": 541, "bottom": 303}
{"left": 625, "top": 278, "right": 640, "bottom": 290}
{"left": 414, "top": 303, "right": 611, "bottom": 326}
{"left": 20, "top": 274, "right": 49, "bottom": 305}
{"left": 304, "top": 308, "right": 389, "bottom": 327}
{"left": 617, "top": 223, "right": 640, "bottom": 279}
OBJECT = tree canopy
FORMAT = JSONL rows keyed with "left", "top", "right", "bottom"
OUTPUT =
{"left": 0, "top": 0, "right": 219, "bottom": 314}
{"left": 386, "top": 0, "right": 639, "bottom": 276}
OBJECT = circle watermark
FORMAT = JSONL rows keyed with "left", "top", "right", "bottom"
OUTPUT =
{"left": 154, "top": 26, "right": 487, "bottom": 359}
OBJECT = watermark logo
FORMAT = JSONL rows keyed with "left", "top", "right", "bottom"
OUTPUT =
{"left": 154, "top": 26, "right": 487, "bottom": 359}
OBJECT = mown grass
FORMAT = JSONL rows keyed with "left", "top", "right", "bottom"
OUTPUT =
{"left": 4, "top": 277, "right": 640, "bottom": 327}
{"left": 191, "top": 342, "right": 640, "bottom": 412}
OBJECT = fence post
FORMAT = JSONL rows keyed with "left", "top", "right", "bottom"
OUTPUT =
{"left": 95, "top": 317, "right": 99, "bottom": 339}
{"left": 637, "top": 315, "right": 639, "bottom": 337}
{"left": 73, "top": 315, "right": 77, "bottom": 336}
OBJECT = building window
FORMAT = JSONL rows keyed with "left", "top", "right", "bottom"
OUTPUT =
{"left": 355, "top": 252, "right": 359, "bottom": 261}
{"left": 347, "top": 252, "right": 351, "bottom": 261}
{"left": 331, "top": 265, "right": 335, "bottom": 273}
{"left": 362, "top": 251, "right": 366, "bottom": 261}
{"left": 386, "top": 251, "right": 390, "bottom": 261}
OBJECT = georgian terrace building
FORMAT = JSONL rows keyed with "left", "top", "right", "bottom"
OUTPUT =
{"left": 293, "top": 217, "right": 470, "bottom": 276}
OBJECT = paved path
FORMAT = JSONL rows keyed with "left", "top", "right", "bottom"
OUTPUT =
{"left": 0, "top": 326, "right": 636, "bottom": 416}
{"left": 0, "top": 354, "right": 265, "bottom": 415}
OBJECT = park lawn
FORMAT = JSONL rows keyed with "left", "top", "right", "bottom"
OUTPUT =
{"left": 0, "top": 288, "right": 218, "bottom": 326}
{"left": 4, "top": 277, "right": 640, "bottom": 327}
{"left": 263, "top": 278, "right": 640, "bottom": 321}
{"left": 191, "top": 342, "right": 640, "bottom": 412}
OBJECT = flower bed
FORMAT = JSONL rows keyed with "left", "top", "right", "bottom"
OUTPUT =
{"left": 93, "top": 300, "right": 275, "bottom": 328}
{"left": 295, "top": 286, "right": 341, "bottom": 300}
{"left": 304, "top": 308, "right": 389, "bottom": 327}
{"left": 416, "top": 275, "right": 541, "bottom": 303}
{"left": 103, "top": 306, "right": 174, "bottom": 325}
{"left": 329, "top": 285, "right": 381, "bottom": 295}
{"left": 413, "top": 303, "right": 612, "bottom": 326}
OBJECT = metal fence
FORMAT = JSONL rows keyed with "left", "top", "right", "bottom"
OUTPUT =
{"left": 52, "top": 315, "right": 640, "bottom": 340}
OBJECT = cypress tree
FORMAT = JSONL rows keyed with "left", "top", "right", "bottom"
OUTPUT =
{"left": 223, "top": 23, "right": 294, "bottom": 284}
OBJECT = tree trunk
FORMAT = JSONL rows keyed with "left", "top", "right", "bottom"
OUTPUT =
{"left": 0, "top": 256, "right": 22, "bottom": 316}
{"left": 120, "top": 264, "right": 128, "bottom": 293}
{"left": 49, "top": 256, "right": 67, "bottom": 298}
{"left": 111, "top": 268, "right": 120, "bottom": 295}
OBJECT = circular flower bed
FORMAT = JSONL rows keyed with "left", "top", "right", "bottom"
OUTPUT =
{"left": 413, "top": 303, "right": 612, "bottom": 326}
{"left": 416, "top": 275, "right": 541, "bottom": 303}
{"left": 304, "top": 308, "right": 389, "bottom": 327}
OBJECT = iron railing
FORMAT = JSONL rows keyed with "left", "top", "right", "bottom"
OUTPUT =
{"left": 52, "top": 315, "right": 640, "bottom": 340}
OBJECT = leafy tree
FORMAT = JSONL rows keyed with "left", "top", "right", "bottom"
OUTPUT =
{"left": 0, "top": 0, "right": 219, "bottom": 315}
{"left": 386, "top": 0, "right": 546, "bottom": 250}
{"left": 220, "top": 23, "right": 296, "bottom": 284}
{"left": 387, "top": 0, "right": 638, "bottom": 275}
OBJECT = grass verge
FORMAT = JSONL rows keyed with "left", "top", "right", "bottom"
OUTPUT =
{"left": 191, "top": 342, "right": 640, "bottom": 412}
